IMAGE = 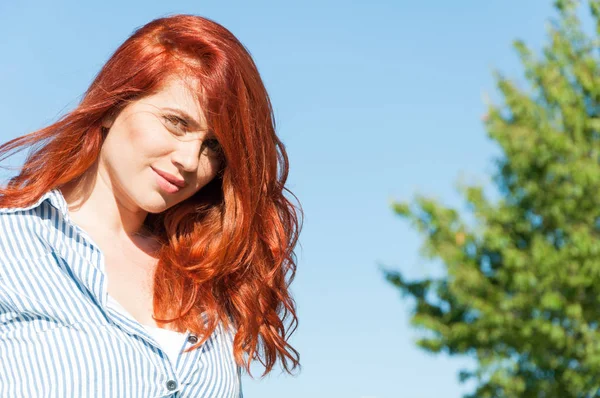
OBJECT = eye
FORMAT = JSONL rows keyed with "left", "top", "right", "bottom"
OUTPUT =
{"left": 201, "top": 138, "right": 223, "bottom": 158}
{"left": 162, "top": 114, "right": 188, "bottom": 134}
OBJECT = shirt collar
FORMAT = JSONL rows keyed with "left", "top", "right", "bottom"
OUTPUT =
{"left": 0, "top": 188, "right": 70, "bottom": 220}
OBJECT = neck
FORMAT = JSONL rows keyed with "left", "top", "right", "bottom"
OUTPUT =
{"left": 59, "top": 160, "right": 148, "bottom": 241}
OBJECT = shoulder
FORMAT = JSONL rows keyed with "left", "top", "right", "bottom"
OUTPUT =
{"left": 0, "top": 208, "right": 56, "bottom": 267}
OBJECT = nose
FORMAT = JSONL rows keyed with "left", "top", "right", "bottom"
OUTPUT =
{"left": 171, "top": 138, "right": 202, "bottom": 173}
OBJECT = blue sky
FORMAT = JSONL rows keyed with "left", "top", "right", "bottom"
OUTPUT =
{"left": 0, "top": 1, "right": 571, "bottom": 397}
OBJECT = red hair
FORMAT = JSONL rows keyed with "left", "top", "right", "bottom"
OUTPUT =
{"left": 0, "top": 14, "right": 301, "bottom": 378}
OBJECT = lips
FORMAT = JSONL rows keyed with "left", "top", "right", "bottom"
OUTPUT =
{"left": 152, "top": 167, "right": 186, "bottom": 188}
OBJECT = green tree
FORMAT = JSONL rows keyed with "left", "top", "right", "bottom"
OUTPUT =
{"left": 384, "top": 1, "right": 600, "bottom": 396}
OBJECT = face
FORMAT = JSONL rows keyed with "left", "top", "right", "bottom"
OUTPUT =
{"left": 98, "top": 76, "right": 222, "bottom": 214}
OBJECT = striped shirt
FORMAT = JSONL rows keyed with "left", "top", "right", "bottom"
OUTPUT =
{"left": 0, "top": 188, "right": 243, "bottom": 397}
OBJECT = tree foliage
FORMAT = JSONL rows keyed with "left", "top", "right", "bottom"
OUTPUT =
{"left": 385, "top": 1, "right": 600, "bottom": 396}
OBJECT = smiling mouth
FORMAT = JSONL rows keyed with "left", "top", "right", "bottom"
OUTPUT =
{"left": 153, "top": 168, "right": 182, "bottom": 194}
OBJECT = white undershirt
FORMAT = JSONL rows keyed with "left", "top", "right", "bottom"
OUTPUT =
{"left": 107, "top": 294, "right": 188, "bottom": 368}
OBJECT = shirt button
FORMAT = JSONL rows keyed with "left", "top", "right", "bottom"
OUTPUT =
{"left": 187, "top": 334, "right": 198, "bottom": 344}
{"left": 166, "top": 380, "right": 177, "bottom": 391}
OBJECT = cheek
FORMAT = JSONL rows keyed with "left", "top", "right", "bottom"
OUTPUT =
{"left": 195, "top": 158, "right": 221, "bottom": 187}
{"left": 125, "top": 116, "right": 170, "bottom": 156}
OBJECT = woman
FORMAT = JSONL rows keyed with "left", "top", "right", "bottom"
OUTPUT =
{"left": 0, "top": 14, "right": 301, "bottom": 397}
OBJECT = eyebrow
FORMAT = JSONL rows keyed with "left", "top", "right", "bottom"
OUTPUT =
{"left": 162, "top": 107, "right": 211, "bottom": 134}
